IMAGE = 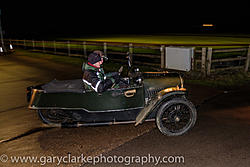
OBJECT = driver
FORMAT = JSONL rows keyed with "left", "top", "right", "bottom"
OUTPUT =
{"left": 82, "top": 52, "right": 120, "bottom": 93}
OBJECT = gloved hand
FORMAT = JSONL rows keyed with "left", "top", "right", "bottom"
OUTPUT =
{"left": 107, "top": 72, "right": 119, "bottom": 77}
{"left": 113, "top": 74, "right": 121, "bottom": 84}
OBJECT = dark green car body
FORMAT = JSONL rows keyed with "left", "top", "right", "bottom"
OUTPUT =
{"left": 29, "top": 86, "right": 145, "bottom": 112}
{"left": 27, "top": 72, "right": 188, "bottom": 128}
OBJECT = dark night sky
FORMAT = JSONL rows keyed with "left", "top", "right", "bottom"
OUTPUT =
{"left": 1, "top": 2, "right": 250, "bottom": 39}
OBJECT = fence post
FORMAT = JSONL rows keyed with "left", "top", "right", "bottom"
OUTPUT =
{"left": 129, "top": 43, "right": 133, "bottom": 63}
{"left": 160, "top": 45, "right": 165, "bottom": 68}
{"left": 67, "top": 41, "right": 70, "bottom": 56}
{"left": 42, "top": 40, "right": 45, "bottom": 53}
{"left": 23, "top": 39, "right": 26, "bottom": 49}
{"left": 192, "top": 47, "right": 196, "bottom": 71}
{"left": 201, "top": 47, "right": 207, "bottom": 77}
{"left": 245, "top": 45, "right": 250, "bottom": 72}
{"left": 103, "top": 42, "right": 107, "bottom": 57}
{"left": 207, "top": 47, "right": 213, "bottom": 76}
{"left": 54, "top": 40, "right": 56, "bottom": 54}
{"left": 32, "top": 40, "right": 35, "bottom": 51}
{"left": 83, "top": 41, "right": 87, "bottom": 57}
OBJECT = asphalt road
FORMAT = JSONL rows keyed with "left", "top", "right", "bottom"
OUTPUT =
{"left": 0, "top": 53, "right": 249, "bottom": 167}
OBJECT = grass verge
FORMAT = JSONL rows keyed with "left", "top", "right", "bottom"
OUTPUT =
{"left": 185, "top": 70, "right": 250, "bottom": 90}
{"left": 64, "top": 34, "right": 250, "bottom": 47}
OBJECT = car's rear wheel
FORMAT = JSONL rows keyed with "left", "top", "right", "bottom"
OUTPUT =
{"left": 38, "top": 109, "right": 74, "bottom": 125}
{"left": 156, "top": 97, "right": 197, "bottom": 136}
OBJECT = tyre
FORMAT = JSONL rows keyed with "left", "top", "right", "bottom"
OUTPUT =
{"left": 156, "top": 97, "right": 197, "bottom": 136}
{"left": 38, "top": 109, "right": 73, "bottom": 125}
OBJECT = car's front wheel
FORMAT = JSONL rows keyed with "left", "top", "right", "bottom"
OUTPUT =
{"left": 156, "top": 97, "right": 197, "bottom": 136}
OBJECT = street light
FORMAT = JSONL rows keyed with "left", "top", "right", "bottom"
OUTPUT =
{"left": 201, "top": 23, "right": 215, "bottom": 32}
{"left": 202, "top": 24, "right": 214, "bottom": 27}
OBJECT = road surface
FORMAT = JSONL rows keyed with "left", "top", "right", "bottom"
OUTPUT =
{"left": 0, "top": 53, "right": 249, "bottom": 167}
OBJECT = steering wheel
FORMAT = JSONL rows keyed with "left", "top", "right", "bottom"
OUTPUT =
{"left": 111, "top": 66, "right": 124, "bottom": 89}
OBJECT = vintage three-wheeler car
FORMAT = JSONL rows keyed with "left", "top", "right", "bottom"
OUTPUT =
{"left": 27, "top": 54, "right": 197, "bottom": 136}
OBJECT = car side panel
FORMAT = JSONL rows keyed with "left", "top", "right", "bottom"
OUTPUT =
{"left": 29, "top": 86, "right": 145, "bottom": 112}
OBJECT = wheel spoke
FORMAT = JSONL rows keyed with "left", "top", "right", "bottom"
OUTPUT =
{"left": 40, "top": 109, "right": 73, "bottom": 123}
{"left": 161, "top": 103, "right": 192, "bottom": 133}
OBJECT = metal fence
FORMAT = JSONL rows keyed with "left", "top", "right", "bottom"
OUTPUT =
{"left": 5, "top": 39, "right": 250, "bottom": 75}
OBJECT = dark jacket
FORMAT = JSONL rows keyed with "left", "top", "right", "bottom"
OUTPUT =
{"left": 82, "top": 63, "right": 114, "bottom": 93}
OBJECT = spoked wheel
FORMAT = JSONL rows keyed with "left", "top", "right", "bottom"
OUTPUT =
{"left": 38, "top": 109, "right": 74, "bottom": 125}
{"left": 156, "top": 97, "right": 197, "bottom": 136}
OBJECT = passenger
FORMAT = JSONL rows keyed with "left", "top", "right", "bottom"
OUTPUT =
{"left": 82, "top": 52, "right": 120, "bottom": 93}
